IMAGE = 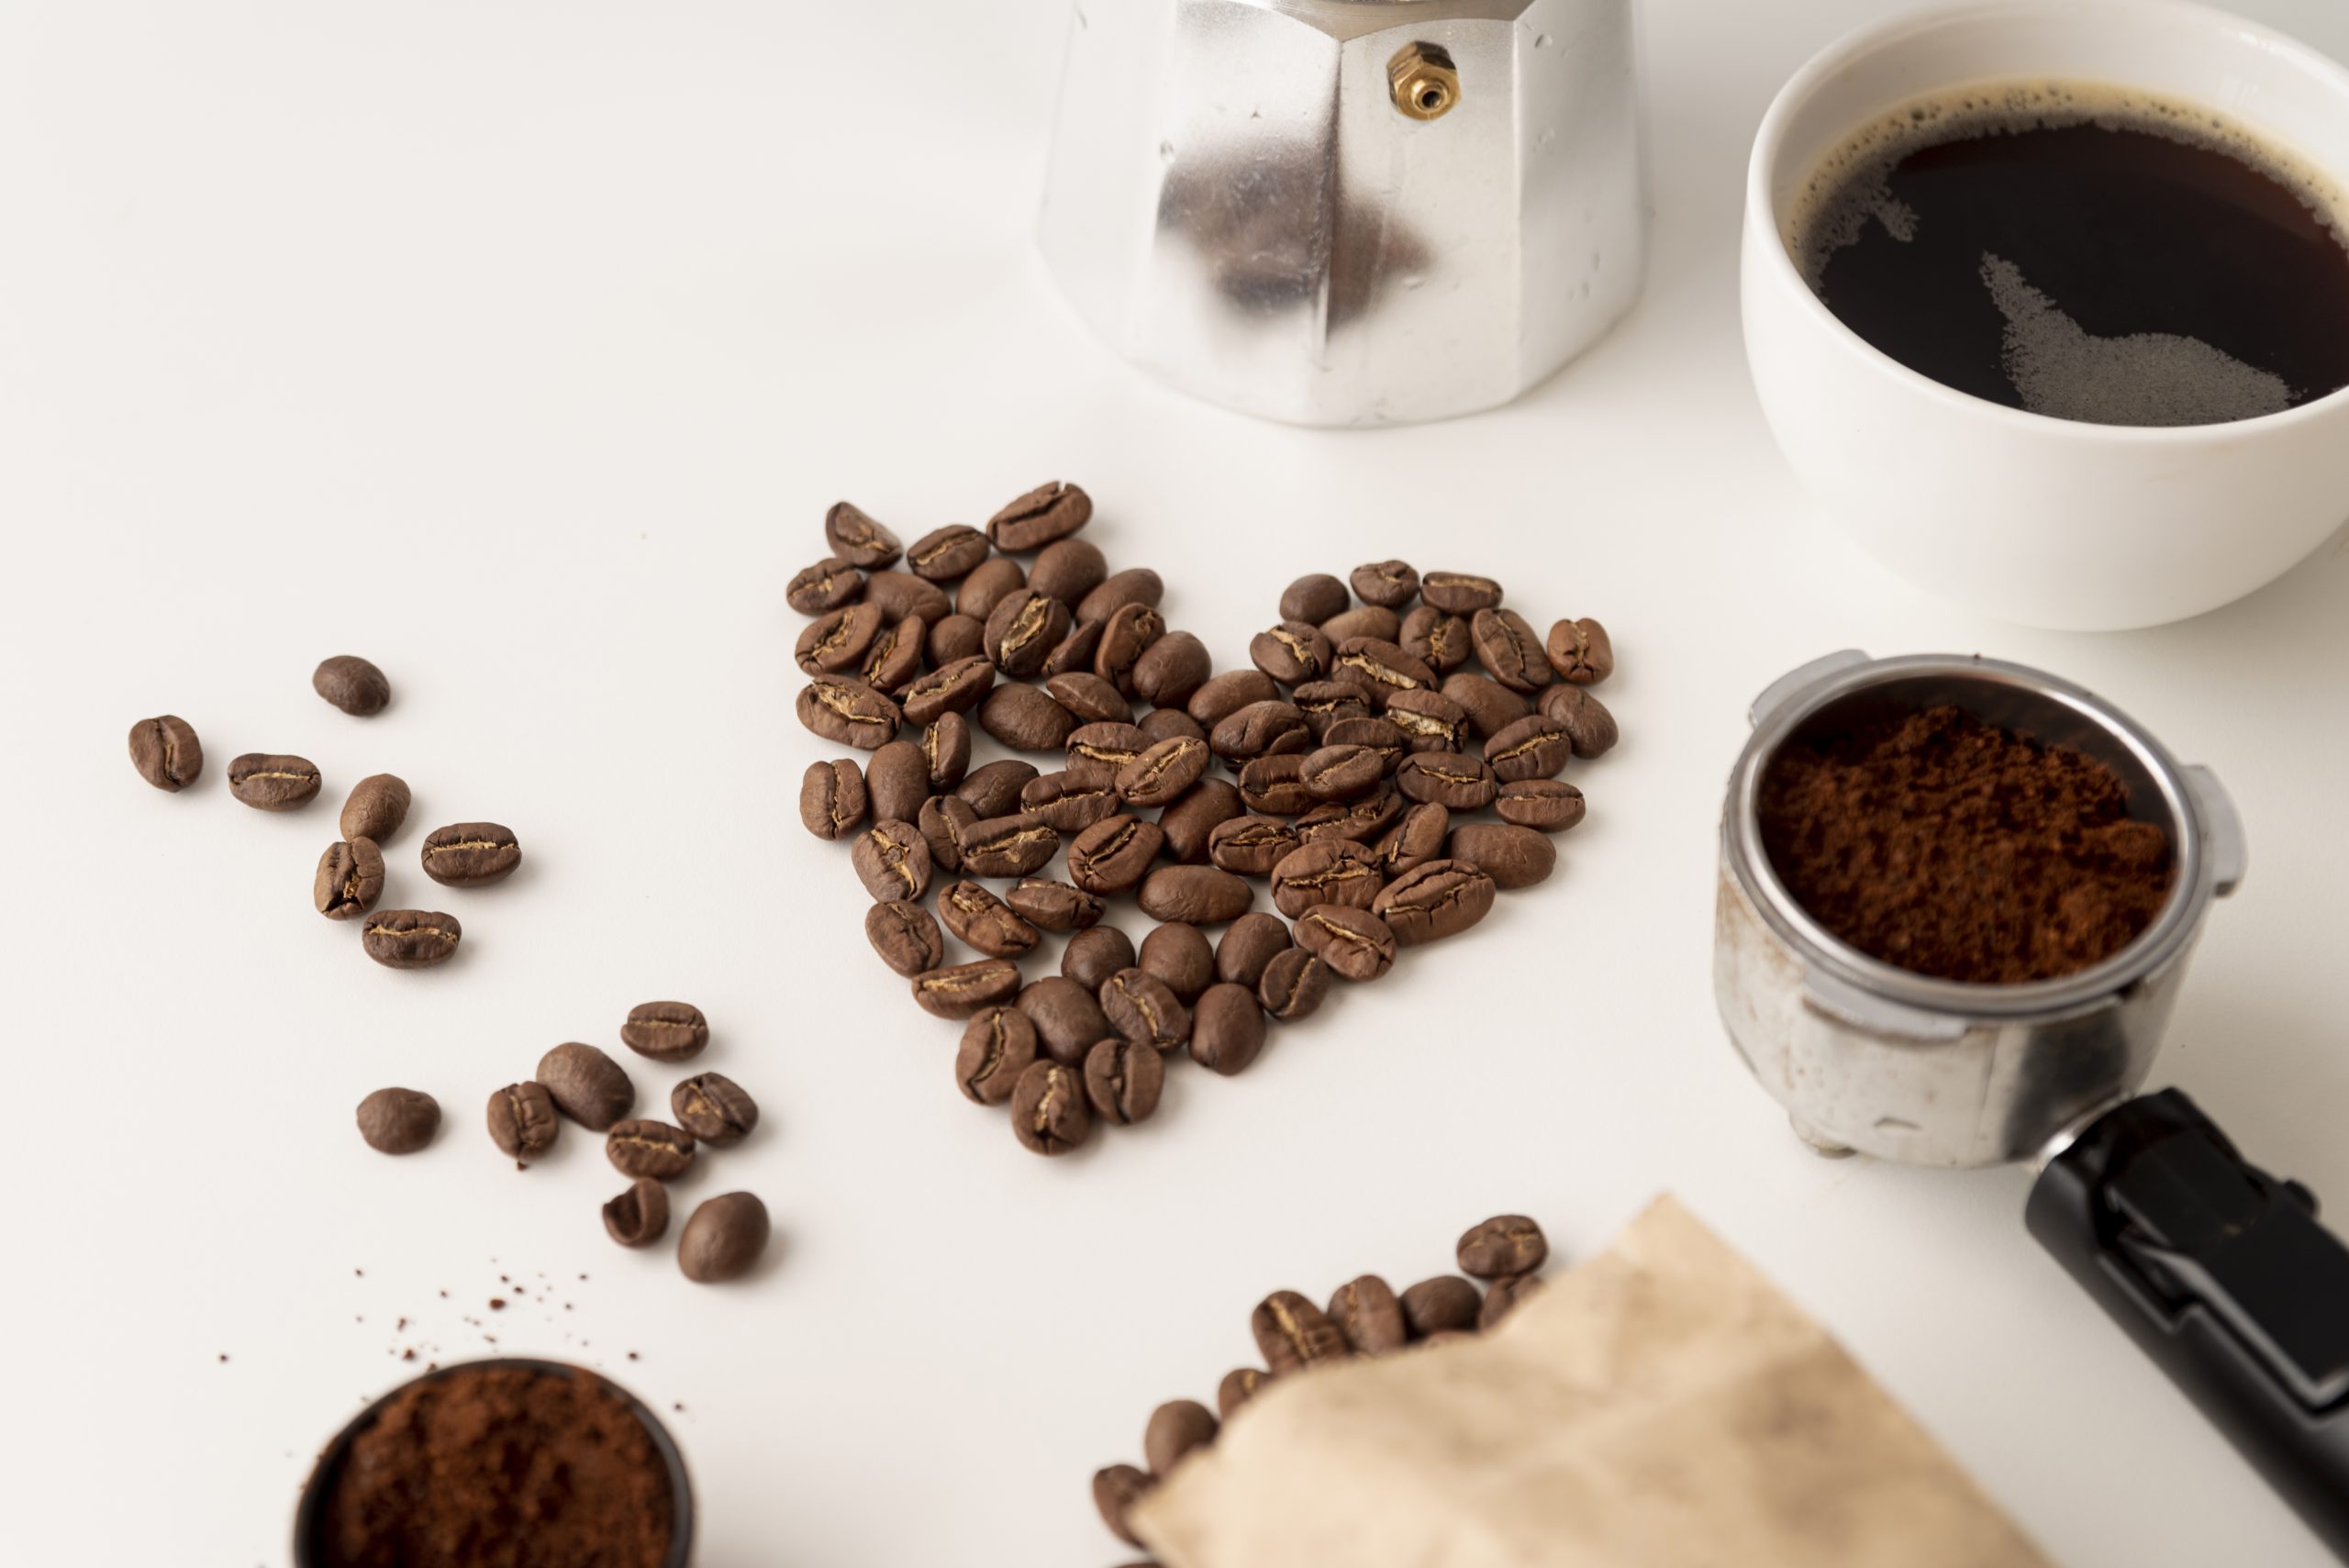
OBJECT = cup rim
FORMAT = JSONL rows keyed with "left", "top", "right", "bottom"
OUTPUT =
{"left": 1745, "top": 0, "right": 2349, "bottom": 441}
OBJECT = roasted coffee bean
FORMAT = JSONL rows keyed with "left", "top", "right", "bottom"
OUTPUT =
{"left": 1369, "top": 802, "right": 1450, "bottom": 876}
{"left": 1187, "top": 669, "right": 1280, "bottom": 728}
{"left": 1257, "top": 946, "right": 1330, "bottom": 1020}
{"left": 1280, "top": 572, "right": 1351, "bottom": 623}
{"left": 1399, "top": 1274, "right": 1483, "bottom": 1338}
{"left": 607, "top": 1118, "right": 696, "bottom": 1179}
{"left": 1045, "top": 672, "right": 1130, "bottom": 725}
{"left": 603, "top": 1177, "right": 670, "bottom": 1248}
{"left": 940, "top": 879, "right": 1041, "bottom": 957}
{"left": 1385, "top": 688, "right": 1470, "bottom": 751}
{"left": 956, "top": 758, "right": 1040, "bottom": 817}
{"left": 315, "top": 838, "right": 385, "bottom": 920}
{"left": 356, "top": 1087, "right": 440, "bottom": 1154}
{"left": 1486, "top": 714, "right": 1574, "bottom": 782}
{"left": 1545, "top": 616, "right": 1613, "bottom": 684}
{"left": 1330, "top": 638, "right": 1435, "bottom": 704}
{"left": 1065, "top": 721, "right": 1150, "bottom": 784}
{"left": 1373, "top": 859, "right": 1496, "bottom": 945}
{"left": 912, "top": 958, "right": 1023, "bottom": 1019}
{"left": 796, "top": 600, "right": 886, "bottom": 675}
{"left": 1448, "top": 822, "right": 1557, "bottom": 888}
{"left": 1217, "top": 1367, "right": 1272, "bottom": 1418}
{"left": 1350, "top": 559, "right": 1419, "bottom": 608}
{"left": 863, "top": 569, "right": 952, "bottom": 625}
{"left": 852, "top": 617, "right": 921, "bottom": 697}
{"left": 926, "top": 612, "right": 987, "bottom": 667}
{"left": 1237, "top": 754, "right": 1311, "bottom": 816}
{"left": 1099, "top": 967, "right": 1189, "bottom": 1049}
{"left": 1209, "top": 699, "right": 1310, "bottom": 762}
{"left": 362, "top": 909, "right": 461, "bottom": 969}
{"left": 1076, "top": 567, "right": 1163, "bottom": 625}
{"left": 919, "top": 794, "right": 976, "bottom": 872}
{"left": 1216, "top": 912, "right": 1292, "bottom": 989}
{"left": 984, "top": 589, "right": 1074, "bottom": 680}
{"left": 1395, "top": 751, "right": 1497, "bottom": 810}
{"left": 824, "top": 499, "right": 902, "bottom": 568}
{"left": 1043, "top": 617, "right": 1107, "bottom": 678}
{"left": 920, "top": 713, "right": 972, "bottom": 792}
{"left": 980, "top": 684, "right": 1079, "bottom": 752}
{"left": 1011, "top": 1059, "right": 1091, "bottom": 1154}
{"left": 788, "top": 555, "right": 863, "bottom": 615}
{"left": 1270, "top": 840, "right": 1383, "bottom": 917}
{"left": 1189, "top": 982, "right": 1265, "bottom": 1075}
{"left": 1539, "top": 682, "right": 1618, "bottom": 758}
{"left": 1252, "top": 1289, "right": 1350, "bottom": 1373}
{"left": 622, "top": 1000, "right": 710, "bottom": 1062}
{"left": 957, "top": 556, "right": 1026, "bottom": 620}
{"left": 1030, "top": 536, "right": 1108, "bottom": 606}
{"left": 313, "top": 654, "right": 392, "bottom": 716}
{"left": 1085, "top": 1037, "right": 1165, "bottom": 1126}
{"left": 228, "top": 752, "right": 321, "bottom": 811}
{"left": 1139, "top": 921, "right": 1216, "bottom": 1003}
{"left": 906, "top": 524, "right": 990, "bottom": 582}
{"left": 1294, "top": 904, "right": 1397, "bottom": 981}
{"left": 1068, "top": 814, "right": 1164, "bottom": 895}
{"left": 1093, "top": 1465, "right": 1153, "bottom": 1548}
{"left": 1469, "top": 607, "right": 1553, "bottom": 693}
{"left": 537, "top": 1042, "right": 635, "bottom": 1130}
{"left": 1250, "top": 620, "right": 1333, "bottom": 685}
{"left": 1458, "top": 1214, "right": 1549, "bottom": 1276}
{"left": 679, "top": 1191, "right": 769, "bottom": 1284}
{"left": 957, "top": 1006, "right": 1039, "bottom": 1105}
{"left": 1137, "top": 865, "right": 1254, "bottom": 926}
{"left": 1021, "top": 771, "right": 1121, "bottom": 833}
{"left": 1481, "top": 1273, "right": 1543, "bottom": 1329}
{"left": 1300, "top": 743, "right": 1384, "bottom": 801}
{"left": 1063, "top": 925, "right": 1137, "bottom": 991}
{"left": 1400, "top": 604, "right": 1473, "bottom": 673}
{"left": 1118, "top": 736, "right": 1209, "bottom": 808}
{"left": 1322, "top": 716, "right": 1407, "bottom": 772}
{"left": 797, "top": 675, "right": 900, "bottom": 749}
{"left": 1139, "top": 707, "right": 1206, "bottom": 747}
{"left": 1208, "top": 815, "right": 1299, "bottom": 877}
{"left": 1330, "top": 1273, "right": 1408, "bottom": 1353}
{"left": 487, "top": 1081, "right": 559, "bottom": 1162}
{"left": 852, "top": 819, "right": 932, "bottom": 902}
{"left": 1143, "top": 1399, "right": 1219, "bottom": 1474}
{"left": 1133, "top": 629, "right": 1210, "bottom": 708}
{"left": 959, "top": 812, "right": 1060, "bottom": 877}
{"left": 672, "top": 1072, "right": 759, "bottom": 1146}
{"left": 866, "top": 899, "right": 946, "bottom": 976}
{"left": 1419, "top": 570, "right": 1502, "bottom": 613}
{"left": 863, "top": 740, "right": 932, "bottom": 823}
{"left": 1019, "top": 975, "right": 1115, "bottom": 1066}
{"left": 988, "top": 479, "right": 1091, "bottom": 551}
{"left": 1094, "top": 603, "right": 1166, "bottom": 696}
{"left": 1294, "top": 783, "right": 1402, "bottom": 846}
{"left": 1319, "top": 604, "right": 1401, "bottom": 643}
{"left": 1289, "top": 681, "right": 1373, "bottom": 738}
{"left": 420, "top": 821, "right": 521, "bottom": 886}
{"left": 340, "top": 773, "right": 411, "bottom": 844}
{"left": 1159, "top": 778, "right": 1243, "bottom": 865}
{"left": 898, "top": 657, "right": 995, "bottom": 726}
{"left": 1007, "top": 876, "right": 1104, "bottom": 932}
{"left": 1496, "top": 777, "right": 1586, "bottom": 831}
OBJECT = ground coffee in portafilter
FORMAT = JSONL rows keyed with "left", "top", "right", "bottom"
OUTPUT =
{"left": 1757, "top": 704, "right": 2173, "bottom": 984}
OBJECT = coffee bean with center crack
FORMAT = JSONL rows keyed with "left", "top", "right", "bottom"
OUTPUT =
{"left": 1085, "top": 1038, "right": 1164, "bottom": 1126}
{"left": 1419, "top": 571, "right": 1502, "bottom": 614}
{"left": 1095, "top": 604, "right": 1165, "bottom": 696}
{"left": 313, "top": 654, "right": 392, "bottom": 716}
{"left": 1300, "top": 743, "right": 1384, "bottom": 801}
{"left": 1117, "top": 737, "right": 1210, "bottom": 809}
{"left": 1093, "top": 1465, "right": 1153, "bottom": 1548}
{"left": 852, "top": 819, "right": 932, "bottom": 903}
{"left": 865, "top": 900, "right": 945, "bottom": 976}
{"left": 1204, "top": 816, "right": 1298, "bottom": 879}
{"left": 1063, "top": 926, "right": 1136, "bottom": 992}
{"left": 1189, "top": 983, "right": 1265, "bottom": 1075}
{"left": 1350, "top": 560, "right": 1419, "bottom": 608}
{"left": 1068, "top": 815, "right": 1164, "bottom": 895}
{"left": 921, "top": 713, "right": 972, "bottom": 792}
{"left": 1044, "top": 618, "right": 1107, "bottom": 677}
{"left": 863, "top": 740, "right": 932, "bottom": 823}
{"left": 1006, "top": 876, "right": 1103, "bottom": 932}
{"left": 679, "top": 1191, "right": 769, "bottom": 1283}
{"left": 356, "top": 1088, "right": 440, "bottom": 1153}
{"left": 607, "top": 1118, "right": 695, "bottom": 1179}
{"left": 340, "top": 773, "right": 411, "bottom": 844}
{"left": 912, "top": 959, "right": 1023, "bottom": 1019}
{"left": 1539, "top": 682, "right": 1619, "bottom": 758}
{"left": 1448, "top": 822, "right": 1557, "bottom": 888}
{"left": 796, "top": 674, "right": 900, "bottom": 750}
{"left": 1295, "top": 784, "right": 1403, "bottom": 847}
{"left": 1330, "top": 638, "right": 1435, "bottom": 705}
{"left": 1218, "top": 1367, "right": 1272, "bottom": 1418}
{"left": 956, "top": 759, "right": 1040, "bottom": 817}
{"left": 1270, "top": 840, "right": 1383, "bottom": 917}
{"left": 1076, "top": 567, "right": 1163, "bottom": 624}
{"left": 362, "top": 910, "right": 462, "bottom": 969}
{"left": 228, "top": 752, "right": 321, "bottom": 811}
{"left": 1330, "top": 1274, "right": 1408, "bottom": 1353}
{"left": 487, "top": 1081, "right": 559, "bottom": 1162}
{"left": 1138, "top": 865, "right": 1252, "bottom": 926}
{"left": 1257, "top": 947, "right": 1330, "bottom": 1021}
{"left": 940, "top": 880, "right": 1040, "bottom": 958}
{"left": 1496, "top": 778, "right": 1586, "bottom": 831}
{"left": 1545, "top": 616, "right": 1613, "bottom": 684}
{"left": 898, "top": 657, "right": 995, "bottom": 726}
{"left": 919, "top": 794, "right": 974, "bottom": 873}
{"left": 1144, "top": 1399, "right": 1219, "bottom": 1475}
{"left": 1045, "top": 672, "right": 1131, "bottom": 725}
{"left": 1251, "top": 620, "right": 1332, "bottom": 686}
{"left": 1400, "top": 605, "right": 1472, "bottom": 673}
{"left": 621, "top": 1000, "right": 709, "bottom": 1062}
{"left": 958, "top": 557, "right": 1026, "bottom": 620}
{"left": 315, "top": 838, "right": 385, "bottom": 920}
{"left": 1370, "top": 802, "right": 1451, "bottom": 877}
{"left": 959, "top": 812, "right": 1060, "bottom": 878}
{"left": 1486, "top": 714, "right": 1575, "bottom": 782}
{"left": 604, "top": 1177, "right": 670, "bottom": 1248}
{"left": 1459, "top": 1214, "right": 1549, "bottom": 1277}
{"left": 985, "top": 588, "right": 1074, "bottom": 679}
{"left": 537, "top": 1042, "right": 636, "bottom": 1130}
{"left": 128, "top": 716, "right": 203, "bottom": 792}
{"left": 1099, "top": 967, "right": 1189, "bottom": 1049}
{"left": 1294, "top": 904, "right": 1397, "bottom": 981}
{"left": 1385, "top": 689, "right": 1470, "bottom": 752}
{"left": 824, "top": 500, "right": 902, "bottom": 568}
{"left": 1291, "top": 681, "right": 1374, "bottom": 738}
{"left": 957, "top": 1006, "right": 1039, "bottom": 1105}
{"left": 1252, "top": 1290, "right": 1350, "bottom": 1373}
{"left": 1011, "top": 1060, "right": 1091, "bottom": 1155}
{"left": 1400, "top": 1275, "right": 1483, "bottom": 1337}
{"left": 1372, "top": 859, "right": 1497, "bottom": 945}
{"left": 672, "top": 1072, "right": 758, "bottom": 1146}
{"left": 1140, "top": 921, "right": 1216, "bottom": 1004}
{"left": 988, "top": 480, "right": 1091, "bottom": 551}
{"left": 1021, "top": 771, "right": 1120, "bottom": 834}
{"left": 1065, "top": 721, "right": 1149, "bottom": 785}
{"left": 1395, "top": 751, "right": 1497, "bottom": 810}
{"left": 796, "top": 601, "right": 886, "bottom": 675}
{"left": 1470, "top": 607, "right": 1553, "bottom": 693}
{"left": 1216, "top": 912, "right": 1292, "bottom": 989}
{"left": 1237, "top": 754, "right": 1312, "bottom": 817}
{"left": 906, "top": 524, "right": 989, "bottom": 581}
{"left": 1281, "top": 573, "right": 1351, "bottom": 623}
{"left": 788, "top": 556, "right": 863, "bottom": 616}
{"left": 1018, "top": 975, "right": 1112, "bottom": 1066}
{"left": 421, "top": 822, "right": 521, "bottom": 886}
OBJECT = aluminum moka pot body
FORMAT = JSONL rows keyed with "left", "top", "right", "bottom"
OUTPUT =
{"left": 1037, "top": 0, "right": 1647, "bottom": 427}
{"left": 1713, "top": 651, "right": 2247, "bottom": 1169}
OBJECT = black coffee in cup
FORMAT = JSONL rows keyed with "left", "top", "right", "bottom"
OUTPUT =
{"left": 1789, "top": 82, "right": 2349, "bottom": 427}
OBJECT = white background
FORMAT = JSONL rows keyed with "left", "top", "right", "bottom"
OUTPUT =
{"left": 6, "top": 1, "right": 2348, "bottom": 1563}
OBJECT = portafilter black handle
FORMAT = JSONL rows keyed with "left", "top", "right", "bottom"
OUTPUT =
{"left": 2028, "top": 1088, "right": 2349, "bottom": 1559}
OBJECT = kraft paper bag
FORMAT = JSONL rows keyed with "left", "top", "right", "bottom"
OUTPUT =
{"left": 1134, "top": 1195, "right": 2052, "bottom": 1568}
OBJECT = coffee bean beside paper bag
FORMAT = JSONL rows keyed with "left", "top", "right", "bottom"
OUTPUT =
{"left": 1132, "top": 1196, "right": 2051, "bottom": 1568}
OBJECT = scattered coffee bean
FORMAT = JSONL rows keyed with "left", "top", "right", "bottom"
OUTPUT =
{"left": 679, "top": 1191, "right": 769, "bottom": 1283}
{"left": 486, "top": 1082, "right": 559, "bottom": 1162}
{"left": 1093, "top": 1465, "right": 1153, "bottom": 1548}
{"left": 607, "top": 1118, "right": 695, "bottom": 1180}
{"left": 315, "top": 838, "right": 386, "bottom": 920}
{"left": 1480, "top": 1273, "right": 1543, "bottom": 1329}
{"left": 1350, "top": 560, "right": 1419, "bottom": 608}
{"left": 621, "top": 1000, "right": 710, "bottom": 1062}
{"left": 912, "top": 959, "right": 1023, "bottom": 1019}
{"left": 1485, "top": 714, "right": 1574, "bottom": 782}
{"left": 898, "top": 657, "right": 995, "bottom": 727}
{"left": 1329, "top": 1274, "right": 1408, "bottom": 1354}
{"left": 603, "top": 1177, "right": 670, "bottom": 1248}
{"left": 1400, "top": 605, "right": 1472, "bottom": 673}
{"left": 1021, "top": 771, "right": 1121, "bottom": 833}
{"left": 1545, "top": 616, "right": 1613, "bottom": 684}
{"left": 957, "top": 1007, "right": 1040, "bottom": 1105}
{"left": 918, "top": 793, "right": 974, "bottom": 873}
{"left": 825, "top": 500, "right": 903, "bottom": 568}
{"left": 1371, "top": 859, "right": 1496, "bottom": 945}
{"left": 1293, "top": 904, "right": 1397, "bottom": 981}
{"left": 1137, "top": 864, "right": 1252, "bottom": 925}
{"left": 1419, "top": 571, "right": 1502, "bottom": 613}
{"left": 1217, "top": 1367, "right": 1272, "bottom": 1418}
{"left": 1085, "top": 1037, "right": 1165, "bottom": 1126}
{"left": 978, "top": 682, "right": 1078, "bottom": 752}
{"left": 1539, "top": 682, "right": 1618, "bottom": 758}
{"left": 1319, "top": 604, "right": 1400, "bottom": 643}
{"left": 356, "top": 1087, "right": 440, "bottom": 1154}
{"left": 1399, "top": 1274, "right": 1483, "bottom": 1337}
{"left": 313, "top": 654, "right": 392, "bottom": 716}
{"left": 788, "top": 556, "right": 863, "bottom": 615}
{"left": 1458, "top": 1214, "right": 1548, "bottom": 1277}
{"left": 941, "top": 879, "right": 1040, "bottom": 958}
{"left": 866, "top": 899, "right": 946, "bottom": 976}
{"left": 1066, "top": 721, "right": 1150, "bottom": 784}
{"left": 1252, "top": 1289, "right": 1350, "bottom": 1373}
{"left": 988, "top": 480, "right": 1092, "bottom": 551}
{"left": 537, "top": 1042, "right": 636, "bottom": 1130}
{"left": 1006, "top": 876, "right": 1104, "bottom": 932}
{"left": 1394, "top": 751, "right": 1497, "bottom": 810}
{"left": 672, "top": 1073, "right": 758, "bottom": 1146}
{"left": 796, "top": 601, "right": 886, "bottom": 675}
{"left": 1269, "top": 840, "right": 1382, "bottom": 917}
{"left": 959, "top": 812, "right": 1060, "bottom": 877}
{"left": 799, "top": 758, "right": 869, "bottom": 841}
{"left": 340, "top": 773, "right": 411, "bottom": 844}
{"left": 863, "top": 740, "right": 931, "bottom": 823}
{"left": 958, "top": 556, "right": 1027, "bottom": 620}
{"left": 420, "top": 822, "right": 521, "bottom": 887}
{"left": 1139, "top": 920, "right": 1216, "bottom": 1004}
{"left": 1188, "top": 982, "right": 1265, "bottom": 1075}
{"left": 1095, "top": 603, "right": 1166, "bottom": 696}
{"left": 1144, "top": 1398, "right": 1219, "bottom": 1474}
{"left": 1118, "top": 736, "right": 1210, "bottom": 808}
{"left": 1076, "top": 566, "right": 1163, "bottom": 624}
{"left": 128, "top": 715, "right": 203, "bottom": 791}
{"left": 1046, "top": 672, "right": 1131, "bottom": 724}
{"left": 1448, "top": 822, "right": 1557, "bottom": 888}
{"left": 1208, "top": 815, "right": 1300, "bottom": 877}
{"left": 1215, "top": 912, "right": 1291, "bottom": 989}
{"left": 1019, "top": 976, "right": 1115, "bottom": 1066}
{"left": 1063, "top": 926, "right": 1137, "bottom": 992}
{"left": 1044, "top": 617, "right": 1107, "bottom": 677}
{"left": 920, "top": 713, "right": 973, "bottom": 792}
{"left": 1158, "top": 778, "right": 1244, "bottom": 865}
{"left": 1468, "top": 608, "right": 1553, "bottom": 693}
{"left": 797, "top": 674, "right": 900, "bottom": 750}
{"left": 865, "top": 569, "right": 952, "bottom": 624}
{"left": 927, "top": 613, "right": 987, "bottom": 667}
{"left": 1330, "top": 638, "right": 1435, "bottom": 704}
{"left": 1369, "top": 802, "right": 1450, "bottom": 876}
{"left": 1208, "top": 700, "right": 1310, "bottom": 763}
{"left": 1295, "top": 784, "right": 1404, "bottom": 845}
{"left": 1099, "top": 967, "right": 1189, "bottom": 1049}
{"left": 859, "top": 614, "right": 925, "bottom": 692}
{"left": 1438, "top": 672, "right": 1526, "bottom": 740}
{"left": 1256, "top": 946, "right": 1330, "bottom": 1021}
{"left": 1030, "top": 537, "right": 1108, "bottom": 605}
{"left": 906, "top": 524, "right": 989, "bottom": 582}
{"left": 985, "top": 588, "right": 1075, "bottom": 680}
{"left": 1010, "top": 1059, "right": 1091, "bottom": 1155}
{"left": 956, "top": 758, "right": 1041, "bottom": 817}
{"left": 1495, "top": 777, "right": 1586, "bottom": 831}
{"left": 852, "top": 819, "right": 932, "bottom": 902}
{"left": 1068, "top": 815, "right": 1165, "bottom": 895}
{"left": 1236, "top": 754, "right": 1311, "bottom": 816}
{"left": 1134, "top": 631, "right": 1211, "bottom": 708}
{"left": 228, "top": 752, "right": 322, "bottom": 811}
{"left": 1281, "top": 573, "right": 1350, "bottom": 623}
{"left": 1251, "top": 620, "right": 1333, "bottom": 685}
{"left": 1189, "top": 669, "right": 1280, "bottom": 728}
{"left": 362, "top": 909, "right": 462, "bottom": 969}
{"left": 1300, "top": 743, "right": 1384, "bottom": 801}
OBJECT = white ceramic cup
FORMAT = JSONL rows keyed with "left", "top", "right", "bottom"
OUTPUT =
{"left": 1742, "top": 0, "right": 2349, "bottom": 630}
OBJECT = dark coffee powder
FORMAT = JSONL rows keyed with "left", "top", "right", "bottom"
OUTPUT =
{"left": 1757, "top": 705, "right": 2173, "bottom": 984}
{"left": 319, "top": 1363, "right": 673, "bottom": 1568}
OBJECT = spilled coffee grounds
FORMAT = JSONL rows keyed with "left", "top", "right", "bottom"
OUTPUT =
{"left": 318, "top": 1362, "right": 673, "bottom": 1568}
{"left": 1757, "top": 706, "right": 2172, "bottom": 984}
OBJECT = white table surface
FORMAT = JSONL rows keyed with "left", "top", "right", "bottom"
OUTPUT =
{"left": 8, "top": 1, "right": 2349, "bottom": 1562}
